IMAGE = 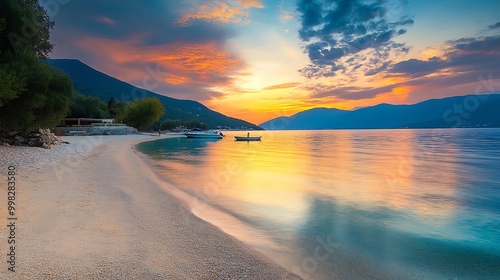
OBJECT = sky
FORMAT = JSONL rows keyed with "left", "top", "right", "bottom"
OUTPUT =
{"left": 43, "top": 0, "right": 500, "bottom": 124}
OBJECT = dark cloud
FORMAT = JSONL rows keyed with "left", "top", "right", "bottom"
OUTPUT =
{"left": 313, "top": 85, "right": 395, "bottom": 100}
{"left": 488, "top": 22, "right": 500, "bottom": 29}
{"left": 42, "top": 0, "right": 243, "bottom": 101}
{"left": 296, "top": 0, "right": 413, "bottom": 78}
{"left": 389, "top": 36, "right": 500, "bottom": 77}
{"left": 314, "top": 34, "right": 500, "bottom": 102}
{"left": 390, "top": 57, "right": 445, "bottom": 78}
{"left": 297, "top": 0, "right": 323, "bottom": 32}
{"left": 450, "top": 36, "right": 500, "bottom": 53}
{"left": 299, "top": 63, "right": 345, "bottom": 78}
{"left": 365, "top": 61, "right": 391, "bottom": 76}
{"left": 45, "top": 1, "right": 234, "bottom": 46}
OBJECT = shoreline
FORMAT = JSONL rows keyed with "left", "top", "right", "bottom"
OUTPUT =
{"left": 0, "top": 135, "right": 301, "bottom": 279}
{"left": 133, "top": 138, "right": 305, "bottom": 279}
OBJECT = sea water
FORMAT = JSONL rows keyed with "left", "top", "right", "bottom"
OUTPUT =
{"left": 136, "top": 129, "right": 500, "bottom": 279}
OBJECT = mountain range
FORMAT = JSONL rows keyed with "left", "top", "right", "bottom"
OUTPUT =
{"left": 47, "top": 59, "right": 500, "bottom": 131}
{"left": 46, "top": 59, "right": 261, "bottom": 130}
{"left": 260, "top": 94, "right": 500, "bottom": 130}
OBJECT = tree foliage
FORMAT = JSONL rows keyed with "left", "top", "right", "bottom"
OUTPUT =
{"left": 122, "top": 97, "right": 165, "bottom": 130}
{"left": 0, "top": 0, "right": 73, "bottom": 132}
{"left": 0, "top": 0, "right": 54, "bottom": 58}
{"left": 107, "top": 97, "right": 116, "bottom": 116}
{"left": 113, "top": 101, "right": 128, "bottom": 122}
{"left": 0, "top": 55, "right": 73, "bottom": 131}
{"left": 0, "top": 63, "right": 25, "bottom": 107}
{"left": 154, "top": 119, "right": 209, "bottom": 130}
{"left": 68, "top": 93, "right": 110, "bottom": 119}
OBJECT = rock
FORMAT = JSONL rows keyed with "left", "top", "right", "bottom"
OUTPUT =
{"left": 14, "top": 135, "right": 25, "bottom": 143}
{"left": 31, "top": 139, "right": 44, "bottom": 147}
{"left": 8, "top": 131, "right": 18, "bottom": 137}
{"left": 39, "top": 128, "right": 49, "bottom": 134}
{"left": 0, "top": 130, "right": 61, "bottom": 147}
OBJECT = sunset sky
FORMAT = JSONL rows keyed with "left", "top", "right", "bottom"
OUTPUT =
{"left": 44, "top": 0, "right": 500, "bottom": 124}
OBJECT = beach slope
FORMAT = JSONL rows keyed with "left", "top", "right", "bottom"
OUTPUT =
{"left": 0, "top": 135, "right": 300, "bottom": 279}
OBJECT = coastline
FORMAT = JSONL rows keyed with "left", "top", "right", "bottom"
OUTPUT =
{"left": 0, "top": 135, "right": 300, "bottom": 279}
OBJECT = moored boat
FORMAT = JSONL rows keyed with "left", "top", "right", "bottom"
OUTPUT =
{"left": 185, "top": 130, "right": 224, "bottom": 139}
{"left": 235, "top": 133, "right": 261, "bottom": 141}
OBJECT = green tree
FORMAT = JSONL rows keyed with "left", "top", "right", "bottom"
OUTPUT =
{"left": 68, "top": 93, "right": 110, "bottom": 119}
{"left": 0, "top": 64, "right": 25, "bottom": 107}
{"left": 113, "top": 101, "right": 128, "bottom": 122}
{"left": 0, "top": 0, "right": 73, "bottom": 132}
{"left": 186, "top": 119, "right": 209, "bottom": 130}
{"left": 0, "top": 54, "right": 73, "bottom": 131}
{"left": 123, "top": 97, "right": 165, "bottom": 130}
{"left": 159, "top": 119, "right": 181, "bottom": 130}
{"left": 156, "top": 119, "right": 209, "bottom": 130}
{"left": 107, "top": 97, "right": 116, "bottom": 116}
{"left": 0, "top": 17, "right": 25, "bottom": 106}
{"left": 0, "top": 0, "right": 54, "bottom": 58}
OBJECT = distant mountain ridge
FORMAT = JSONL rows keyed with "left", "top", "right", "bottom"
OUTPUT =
{"left": 47, "top": 59, "right": 261, "bottom": 129}
{"left": 260, "top": 94, "right": 500, "bottom": 130}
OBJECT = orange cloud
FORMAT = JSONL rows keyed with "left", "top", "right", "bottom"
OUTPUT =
{"left": 240, "top": 0, "right": 264, "bottom": 8}
{"left": 74, "top": 36, "right": 247, "bottom": 95}
{"left": 164, "top": 74, "right": 189, "bottom": 85}
{"left": 177, "top": 0, "right": 264, "bottom": 25}
{"left": 157, "top": 43, "right": 247, "bottom": 86}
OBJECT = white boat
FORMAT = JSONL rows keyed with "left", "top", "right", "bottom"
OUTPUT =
{"left": 185, "top": 130, "right": 224, "bottom": 139}
{"left": 234, "top": 133, "right": 262, "bottom": 141}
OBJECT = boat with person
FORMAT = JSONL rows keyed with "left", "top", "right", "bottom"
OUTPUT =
{"left": 185, "top": 130, "right": 224, "bottom": 139}
{"left": 234, "top": 133, "right": 262, "bottom": 141}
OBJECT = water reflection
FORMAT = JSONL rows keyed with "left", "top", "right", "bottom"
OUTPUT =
{"left": 296, "top": 195, "right": 500, "bottom": 278}
{"left": 137, "top": 129, "right": 500, "bottom": 278}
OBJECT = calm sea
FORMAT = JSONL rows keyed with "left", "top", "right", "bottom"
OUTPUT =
{"left": 136, "top": 129, "right": 500, "bottom": 279}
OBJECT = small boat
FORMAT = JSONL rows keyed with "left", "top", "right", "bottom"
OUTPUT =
{"left": 235, "top": 133, "right": 262, "bottom": 141}
{"left": 185, "top": 130, "right": 224, "bottom": 139}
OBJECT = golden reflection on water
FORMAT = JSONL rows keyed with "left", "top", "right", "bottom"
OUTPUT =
{"left": 203, "top": 134, "right": 310, "bottom": 225}
{"left": 156, "top": 130, "right": 461, "bottom": 232}
{"left": 142, "top": 129, "right": 500, "bottom": 278}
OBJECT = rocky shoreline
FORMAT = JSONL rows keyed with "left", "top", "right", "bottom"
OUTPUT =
{"left": 0, "top": 129, "right": 68, "bottom": 149}
{"left": 1, "top": 125, "right": 141, "bottom": 149}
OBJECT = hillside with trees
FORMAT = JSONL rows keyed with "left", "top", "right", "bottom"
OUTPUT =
{"left": 47, "top": 59, "right": 262, "bottom": 130}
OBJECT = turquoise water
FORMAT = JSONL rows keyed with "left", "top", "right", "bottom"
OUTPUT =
{"left": 137, "top": 129, "right": 500, "bottom": 279}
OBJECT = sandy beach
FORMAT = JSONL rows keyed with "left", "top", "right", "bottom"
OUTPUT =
{"left": 0, "top": 135, "right": 300, "bottom": 279}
